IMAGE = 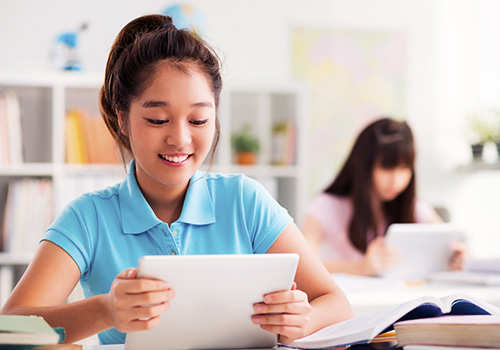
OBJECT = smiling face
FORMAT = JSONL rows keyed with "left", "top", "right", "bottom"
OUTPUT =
{"left": 372, "top": 163, "right": 413, "bottom": 202}
{"left": 121, "top": 62, "right": 216, "bottom": 195}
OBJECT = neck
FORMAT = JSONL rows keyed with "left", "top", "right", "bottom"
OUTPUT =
{"left": 135, "top": 174, "right": 189, "bottom": 225}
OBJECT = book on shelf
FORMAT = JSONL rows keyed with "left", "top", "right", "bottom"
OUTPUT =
{"left": 65, "top": 109, "right": 118, "bottom": 164}
{"left": 1, "top": 178, "right": 53, "bottom": 255}
{"left": 0, "top": 315, "right": 62, "bottom": 347}
{"left": 271, "top": 121, "right": 296, "bottom": 165}
{"left": 65, "top": 110, "right": 87, "bottom": 163}
{"left": 0, "top": 90, "right": 23, "bottom": 165}
{"left": 282, "top": 293, "right": 500, "bottom": 349}
{"left": 394, "top": 315, "right": 500, "bottom": 348}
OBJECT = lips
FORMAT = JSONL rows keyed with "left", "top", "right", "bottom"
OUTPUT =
{"left": 159, "top": 154, "right": 191, "bottom": 163}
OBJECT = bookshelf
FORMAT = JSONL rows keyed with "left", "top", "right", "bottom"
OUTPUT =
{"left": 0, "top": 72, "right": 308, "bottom": 306}
{"left": 215, "top": 82, "right": 308, "bottom": 222}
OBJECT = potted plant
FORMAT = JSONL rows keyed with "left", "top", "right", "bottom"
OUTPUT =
{"left": 231, "top": 124, "right": 260, "bottom": 165}
{"left": 466, "top": 111, "right": 495, "bottom": 161}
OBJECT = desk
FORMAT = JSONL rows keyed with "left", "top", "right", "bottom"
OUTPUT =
{"left": 78, "top": 277, "right": 500, "bottom": 350}
{"left": 80, "top": 345, "right": 401, "bottom": 350}
{"left": 332, "top": 273, "right": 500, "bottom": 316}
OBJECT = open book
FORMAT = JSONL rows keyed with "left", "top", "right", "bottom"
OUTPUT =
{"left": 282, "top": 293, "right": 500, "bottom": 349}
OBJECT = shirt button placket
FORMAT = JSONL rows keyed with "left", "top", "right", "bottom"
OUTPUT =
{"left": 169, "top": 225, "right": 181, "bottom": 255}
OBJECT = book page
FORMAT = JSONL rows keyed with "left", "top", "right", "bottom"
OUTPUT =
{"left": 286, "top": 295, "right": 443, "bottom": 349}
{"left": 442, "top": 293, "right": 500, "bottom": 315}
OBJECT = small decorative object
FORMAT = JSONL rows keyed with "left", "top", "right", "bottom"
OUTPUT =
{"left": 162, "top": 3, "right": 205, "bottom": 35}
{"left": 231, "top": 124, "right": 260, "bottom": 165}
{"left": 52, "top": 23, "right": 88, "bottom": 71}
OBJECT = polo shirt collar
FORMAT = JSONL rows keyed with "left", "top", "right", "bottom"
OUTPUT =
{"left": 177, "top": 170, "right": 215, "bottom": 225}
{"left": 119, "top": 160, "right": 162, "bottom": 234}
{"left": 119, "top": 160, "right": 215, "bottom": 234}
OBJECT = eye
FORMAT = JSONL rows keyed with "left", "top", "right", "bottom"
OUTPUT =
{"left": 190, "top": 119, "right": 208, "bottom": 126}
{"left": 146, "top": 118, "right": 168, "bottom": 125}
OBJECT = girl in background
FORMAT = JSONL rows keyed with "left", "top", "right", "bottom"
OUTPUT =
{"left": 302, "top": 118, "right": 442, "bottom": 276}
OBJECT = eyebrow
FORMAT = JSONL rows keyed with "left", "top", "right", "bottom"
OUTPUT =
{"left": 141, "top": 100, "right": 214, "bottom": 109}
{"left": 142, "top": 100, "right": 168, "bottom": 108}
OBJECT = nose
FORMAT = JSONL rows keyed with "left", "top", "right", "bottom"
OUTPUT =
{"left": 166, "top": 121, "right": 191, "bottom": 148}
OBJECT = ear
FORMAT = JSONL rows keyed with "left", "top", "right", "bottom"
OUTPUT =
{"left": 116, "top": 110, "right": 128, "bottom": 136}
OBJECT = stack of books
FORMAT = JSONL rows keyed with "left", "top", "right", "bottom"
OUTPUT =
{"left": 65, "top": 109, "right": 118, "bottom": 164}
{"left": 0, "top": 315, "right": 62, "bottom": 348}
{"left": 1, "top": 178, "right": 53, "bottom": 254}
{"left": 283, "top": 293, "right": 500, "bottom": 349}
{"left": 0, "top": 90, "right": 23, "bottom": 164}
{"left": 395, "top": 315, "right": 500, "bottom": 349}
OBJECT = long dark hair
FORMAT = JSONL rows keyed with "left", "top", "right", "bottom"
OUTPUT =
{"left": 99, "top": 14, "right": 222, "bottom": 165}
{"left": 325, "top": 118, "right": 416, "bottom": 253}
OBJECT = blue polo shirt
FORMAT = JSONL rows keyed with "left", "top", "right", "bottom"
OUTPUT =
{"left": 42, "top": 161, "right": 293, "bottom": 344}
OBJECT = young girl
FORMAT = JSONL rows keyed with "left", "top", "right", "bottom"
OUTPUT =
{"left": 302, "top": 118, "right": 443, "bottom": 276}
{"left": 0, "top": 15, "right": 353, "bottom": 344}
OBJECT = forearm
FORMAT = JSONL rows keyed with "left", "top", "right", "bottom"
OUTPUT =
{"left": 1, "top": 294, "right": 111, "bottom": 344}
{"left": 323, "top": 259, "right": 371, "bottom": 276}
{"left": 306, "top": 291, "right": 355, "bottom": 335}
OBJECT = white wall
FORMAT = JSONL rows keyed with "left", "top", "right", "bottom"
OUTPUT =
{"left": 432, "top": 0, "right": 500, "bottom": 258}
{"left": 0, "top": 0, "right": 499, "bottom": 257}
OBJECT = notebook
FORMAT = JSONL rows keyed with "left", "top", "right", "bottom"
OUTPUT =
{"left": 125, "top": 253, "right": 299, "bottom": 350}
{"left": 382, "top": 223, "right": 466, "bottom": 280}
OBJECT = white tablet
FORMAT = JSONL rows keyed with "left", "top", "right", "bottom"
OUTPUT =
{"left": 125, "top": 253, "right": 299, "bottom": 350}
{"left": 383, "top": 223, "right": 466, "bottom": 280}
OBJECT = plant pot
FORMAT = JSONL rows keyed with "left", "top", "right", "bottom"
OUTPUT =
{"left": 470, "top": 143, "right": 484, "bottom": 161}
{"left": 236, "top": 152, "right": 257, "bottom": 165}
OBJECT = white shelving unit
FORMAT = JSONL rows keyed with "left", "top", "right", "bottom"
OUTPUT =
{"left": 0, "top": 72, "right": 308, "bottom": 306}
{"left": 216, "top": 82, "right": 308, "bottom": 222}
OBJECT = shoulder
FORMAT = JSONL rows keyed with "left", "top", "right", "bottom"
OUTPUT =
{"left": 61, "top": 182, "right": 121, "bottom": 219}
{"left": 200, "top": 171, "right": 265, "bottom": 194}
{"left": 200, "top": 171, "right": 246, "bottom": 184}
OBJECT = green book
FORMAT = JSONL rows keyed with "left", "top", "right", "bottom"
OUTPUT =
{"left": 0, "top": 315, "right": 62, "bottom": 348}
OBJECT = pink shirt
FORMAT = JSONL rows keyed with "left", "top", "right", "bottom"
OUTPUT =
{"left": 306, "top": 193, "right": 437, "bottom": 261}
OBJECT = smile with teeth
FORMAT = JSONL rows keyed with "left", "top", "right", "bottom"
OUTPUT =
{"left": 159, "top": 154, "right": 190, "bottom": 163}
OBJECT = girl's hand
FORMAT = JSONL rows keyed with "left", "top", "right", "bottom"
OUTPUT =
{"left": 449, "top": 241, "right": 468, "bottom": 271}
{"left": 362, "top": 237, "right": 400, "bottom": 276}
{"left": 104, "top": 268, "right": 175, "bottom": 332}
{"left": 251, "top": 282, "right": 312, "bottom": 343}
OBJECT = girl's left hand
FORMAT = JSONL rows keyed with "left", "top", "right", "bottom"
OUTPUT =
{"left": 252, "top": 282, "right": 312, "bottom": 344}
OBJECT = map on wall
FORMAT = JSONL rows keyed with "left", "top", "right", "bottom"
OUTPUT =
{"left": 292, "top": 27, "right": 407, "bottom": 195}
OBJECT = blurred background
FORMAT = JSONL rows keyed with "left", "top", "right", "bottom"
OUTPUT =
{"left": 0, "top": 0, "right": 499, "bottom": 258}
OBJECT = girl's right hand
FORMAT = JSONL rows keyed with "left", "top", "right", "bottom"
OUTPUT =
{"left": 104, "top": 268, "right": 175, "bottom": 332}
{"left": 362, "top": 237, "right": 400, "bottom": 276}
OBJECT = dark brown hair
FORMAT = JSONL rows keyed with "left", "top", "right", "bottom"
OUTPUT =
{"left": 99, "top": 14, "right": 222, "bottom": 164}
{"left": 325, "top": 118, "right": 416, "bottom": 253}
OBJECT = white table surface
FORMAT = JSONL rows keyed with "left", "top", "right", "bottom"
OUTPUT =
{"left": 332, "top": 273, "right": 500, "bottom": 315}
{"left": 79, "top": 275, "right": 500, "bottom": 348}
